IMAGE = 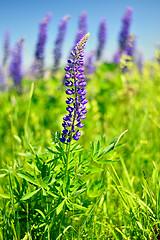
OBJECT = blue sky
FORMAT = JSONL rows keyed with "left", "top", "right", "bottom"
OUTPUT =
{"left": 0, "top": 0, "right": 160, "bottom": 69}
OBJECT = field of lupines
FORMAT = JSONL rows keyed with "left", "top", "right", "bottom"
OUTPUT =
{"left": 0, "top": 6, "right": 160, "bottom": 240}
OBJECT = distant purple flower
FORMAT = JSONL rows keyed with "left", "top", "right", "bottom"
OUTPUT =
{"left": 96, "top": 18, "right": 107, "bottom": 60}
{"left": 85, "top": 51, "right": 95, "bottom": 74}
{"left": 125, "top": 34, "right": 135, "bottom": 57}
{"left": 122, "top": 34, "right": 135, "bottom": 72}
{"left": 53, "top": 15, "right": 70, "bottom": 71}
{"left": 113, "top": 49, "right": 121, "bottom": 64}
{"left": 2, "top": 30, "right": 10, "bottom": 67}
{"left": 119, "top": 7, "right": 133, "bottom": 52}
{"left": 60, "top": 33, "right": 90, "bottom": 143}
{"left": 74, "top": 11, "right": 88, "bottom": 45}
{"left": 9, "top": 38, "right": 25, "bottom": 86}
{"left": 35, "top": 13, "right": 51, "bottom": 78}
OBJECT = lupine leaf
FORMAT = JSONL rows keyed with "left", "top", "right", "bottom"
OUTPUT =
{"left": 21, "top": 188, "right": 40, "bottom": 200}
{"left": 17, "top": 172, "right": 39, "bottom": 186}
{"left": 56, "top": 199, "right": 66, "bottom": 215}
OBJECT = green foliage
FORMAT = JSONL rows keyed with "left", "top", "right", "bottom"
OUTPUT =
{"left": 0, "top": 62, "right": 160, "bottom": 239}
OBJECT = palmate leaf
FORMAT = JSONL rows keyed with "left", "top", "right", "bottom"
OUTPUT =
{"left": 21, "top": 188, "right": 41, "bottom": 200}
{"left": 17, "top": 172, "right": 39, "bottom": 186}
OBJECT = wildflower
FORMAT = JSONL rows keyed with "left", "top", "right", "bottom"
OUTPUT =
{"left": 74, "top": 11, "right": 88, "bottom": 44}
{"left": 119, "top": 7, "right": 133, "bottom": 52}
{"left": 60, "top": 33, "right": 90, "bottom": 143}
{"left": 9, "top": 37, "right": 25, "bottom": 86}
{"left": 35, "top": 13, "right": 51, "bottom": 78}
{"left": 2, "top": 30, "right": 10, "bottom": 67}
{"left": 96, "top": 18, "right": 107, "bottom": 60}
{"left": 53, "top": 15, "right": 70, "bottom": 71}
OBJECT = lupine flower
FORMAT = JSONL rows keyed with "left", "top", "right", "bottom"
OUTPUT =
{"left": 119, "top": 7, "right": 133, "bottom": 52}
{"left": 122, "top": 34, "right": 135, "bottom": 72}
{"left": 85, "top": 50, "right": 95, "bottom": 74}
{"left": 53, "top": 15, "right": 70, "bottom": 71}
{"left": 125, "top": 34, "right": 135, "bottom": 58}
{"left": 2, "top": 30, "right": 10, "bottom": 67}
{"left": 96, "top": 18, "right": 107, "bottom": 60}
{"left": 35, "top": 13, "right": 51, "bottom": 78}
{"left": 60, "top": 33, "right": 90, "bottom": 143}
{"left": 74, "top": 11, "right": 88, "bottom": 45}
{"left": 9, "top": 38, "right": 25, "bottom": 86}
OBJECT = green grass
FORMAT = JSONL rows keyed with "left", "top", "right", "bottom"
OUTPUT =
{"left": 0, "top": 62, "right": 160, "bottom": 239}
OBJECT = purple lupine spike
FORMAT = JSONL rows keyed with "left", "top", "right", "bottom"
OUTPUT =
{"left": 60, "top": 33, "right": 90, "bottom": 143}
{"left": 9, "top": 37, "right": 25, "bottom": 86}
{"left": 85, "top": 50, "right": 95, "bottom": 74}
{"left": 35, "top": 13, "right": 51, "bottom": 78}
{"left": 2, "top": 30, "right": 10, "bottom": 67}
{"left": 74, "top": 11, "right": 88, "bottom": 45}
{"left": 122, "top": 34, "right": 135, "bottom": 72}
{"left": 125, "top": 34, "right": 135, "bottom": 58}
{"left": 96, "top": 18, "right": 107, "bottom": 61}
{"left": 119, "top": 7, "right": 133, "bottom": 52}
{"left": 53, "top": 15, "right": 70, "bottom": 71}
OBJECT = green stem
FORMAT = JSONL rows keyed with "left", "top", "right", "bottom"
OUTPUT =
{"left": 65, "top": 141, "right": 71, "bottom": 176}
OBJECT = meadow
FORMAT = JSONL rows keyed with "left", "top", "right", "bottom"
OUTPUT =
{"left": 0, "top": 7, "right": 160, "bottom": 240}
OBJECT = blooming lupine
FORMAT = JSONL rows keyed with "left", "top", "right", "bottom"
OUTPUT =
{"left": 10, "top": 38, "right": 24, "bottom": 86}
{"left": 35, "top": 13, "right": 51, "bottom": 78}
{"left": 96, "top": 18, "right": 107, "bottom": 60}
{"left": 122, "top": 34, "right": 135, "bottom": 72}
{"left": 60, "top": 33, "right": 90, "bottom": 143}
{"left": 2, "top": 30, "right": 10, "bottom": 67}
{"left": 53, "top": 15, "right": 70, "bottom": 71}
{"left": 119, "top": 7, "right": 133, "bottom": 52}
{"left": 125, "top": 34, "right": 135, "bottom": 58}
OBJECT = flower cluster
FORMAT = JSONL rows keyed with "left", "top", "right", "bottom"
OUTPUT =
{"left": 96, "top": 18, "right": 107, "bottom": 60}
{"left": 60, "top": 33, "right": 90, "bottom": 143}
{"left": 125, "top": 34, "right": 135, "bottom": 58}
{"left": 9, "top": 37, "right": 24, "bottom": 86}
{"left": 119, "top": 7, "right": 133, "bottom": 52}
{"left": 53, "top": 15, "right": 70, "bottom": 71}
{"left": 122, "top": 34, "right": 135, "bottom": 72}
{"left": 2, "top": 30, "right": 10, "bottom": 67}
{"left": 35, "top": 13, "right": 51, "bottom": 78}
